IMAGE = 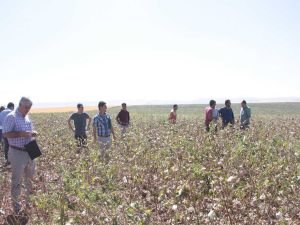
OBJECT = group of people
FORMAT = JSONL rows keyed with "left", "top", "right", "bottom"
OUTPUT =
{"left": 168, "top": 99, "right": 251, "bottom": 132}
{"left": 204, "top": 99, "right": 251, "bottom": 131}
{"left": 1, "top": 96, "right": 250, "bottom": 214}
{"left": 67, "top": 102, "right": 130, "bottom": 158}
{"left": 1, "top": 97, "right": 131, "bottom": 214}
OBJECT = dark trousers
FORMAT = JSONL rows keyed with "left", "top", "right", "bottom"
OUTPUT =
{"left": 3, "top": 137, "right": 9, "bottom": 160}
{"left": 75, "top": 134, "right": 87, "bottom": 147}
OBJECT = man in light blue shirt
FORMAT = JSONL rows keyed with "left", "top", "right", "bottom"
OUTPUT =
{"left": 0, "top": 102, "right": 14, "bottom": 164}
{"left": 3, "top": 97, "right": 37, "bottom": 213}
{"left": 240, "top": 100, "right": 251, "bottom": 129}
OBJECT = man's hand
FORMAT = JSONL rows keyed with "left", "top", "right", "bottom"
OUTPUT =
{"left": 31, "top": 131, "right": 38, "bottom": 137}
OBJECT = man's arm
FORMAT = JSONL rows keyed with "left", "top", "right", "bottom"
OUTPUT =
{"left": 111, "top": 124, "right": 116, "bottom": 140}
{"left": 67, "top": 118, "right": 74, "bottom": 132}
{"left": 93, "top": 124, "right": 97, "bottom": 143}
{"left": 87, "top": 117, "right": 91, "bottom": 130}
{"left": 116, "top": 112, "right": 121, "bottom": 124}
{"left": 4, "top": 131, "right": 35, "bottom": 138}
{"left": 128, "top": 112, "right": 130, "bottom": 124}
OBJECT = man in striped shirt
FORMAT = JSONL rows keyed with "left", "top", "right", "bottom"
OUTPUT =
{"left": 3, "top": 97, "right": 38, "bottom": 213}
{"left": 93, "top": 101, "right": 116, "bottom": 160}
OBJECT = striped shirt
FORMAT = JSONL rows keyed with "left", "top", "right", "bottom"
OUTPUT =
{"left": 93, "top": 113, "right": 112, "bottom": 137}
{"left": 2, "top": 109, "right": 33, "bottom": 148}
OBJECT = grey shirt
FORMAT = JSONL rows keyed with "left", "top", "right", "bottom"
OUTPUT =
{"left": 70, "top": 112, "right": 90, "bottom": 135}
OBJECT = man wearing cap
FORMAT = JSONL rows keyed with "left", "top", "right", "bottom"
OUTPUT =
{"left": 93, "top": 101, "right": 116, "bottom": 160}
{"left": 3, "top": 97, "right": 38, "bottom": 213}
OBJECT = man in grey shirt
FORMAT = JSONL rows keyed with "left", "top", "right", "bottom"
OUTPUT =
{"left": 68, "top": 103, "right": 91, "bottom": 149}
{"left": 240, "top": 100, "right": 251, "bottom": 129}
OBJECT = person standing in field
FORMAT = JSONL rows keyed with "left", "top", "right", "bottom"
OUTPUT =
{"left": 0, "top": 102, "right": 15, "bottom": 165}
{"left": 240, "top": 100, "right": 251, "bottom": 129}
{"left": 168, "top": 104, "right": 178, "bottom": 124}
{"left": 204, "top": 100, "right": 218, "bottom": 132}
{"left": 93, "top": 101, "right": 116, "bottom": 160}
{"left": 116, "top": 103, "right": 130, "bottom": 134}
{"left": 68, "top": 103, "right": 91, "bottom": 148}
{"left": 219, "top": 99, "right": 235, "bottom": 129}
{"left": 0, "top": 106, "right": 5, "bottom": 145}
{"left": 2, "top": 97, "right": 38, "bottom": 213}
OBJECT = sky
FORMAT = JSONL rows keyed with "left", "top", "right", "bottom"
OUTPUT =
{"left": 0, "top": 0, "right": 299, "bottom": 107}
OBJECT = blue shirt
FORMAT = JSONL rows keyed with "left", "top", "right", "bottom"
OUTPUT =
{"left": 0, "top": 108, "right": 13, "bottom": 129}
{"left": 93, "top": 113, "right": 112, "bottom": 137}
{"left": 2, "top": 109, "right": 33, "bottom": 148}
{"left": 219, "top": 107, "right": 234, "bottom": 124}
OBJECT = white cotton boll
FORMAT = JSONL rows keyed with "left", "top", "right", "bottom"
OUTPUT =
{"left": 208, "top": 210, "right": 216, "bottom": 219}
{"left": 122, "top": 176, "right": 128, "bottom": 183}
{"left": 227, "top": 176, "right": 236, "bottom": 183}
{"left": 276, "top": 212, "right": 283, "bottom": 219}
{"left": 130, "top": 202, "right": 136, "bottom": 208}
{"left": 187, "top": 206, "right": 195, "bottom": 213}
{"left": 259, "top": 194, "right": 266, "bottom": 200}
{"left": 172, "top": 205, "right": 178, "bottom": 211}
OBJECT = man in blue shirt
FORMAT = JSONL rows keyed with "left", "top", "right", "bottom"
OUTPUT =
{"left": 218, "top": 100, "right": 235, "bottom": 129}
{"left": 3, "top": 97, "right": 37, "bottom": 213}
{"left": 93, "top": 101, "right": 116, "bottom": 161}
{"left": 0, "top": 102, "right": 15, "bottom": 165}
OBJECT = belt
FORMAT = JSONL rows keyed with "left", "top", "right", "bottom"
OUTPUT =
{"left": 10, "top": 145, "right": 27, "bottom": 152}
{"left": 99, "top": 135, "right": 110, "bottom": 137}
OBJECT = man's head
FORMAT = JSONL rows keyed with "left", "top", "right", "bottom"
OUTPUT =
{"left": 0, "top": 106, "right": 5, "bottom": 112}
{"left": 77, "top": 103, "right": 84, "bottom": 113}
{"left": 18, "top": 97, "right": 32, "bottom": 116}
{"left": 121, "top": 103, "right": 127, "bottom": 110}
{"left": 98, "top": 101, "right": 107, "bottom": 113}
{"left": 7, "top": 102, "right": 14, "bottom": 110}
{"left": 173, "top": 104, "right": 178, "bottom": 111}
{"left": 241, "top": 100, "right": 247, "bottom": 108}
{"left": 225, "top": 99, "right": 231, "bottom": 108}
{"left": 209, "top": 100, "right": 216, "bottom": 108}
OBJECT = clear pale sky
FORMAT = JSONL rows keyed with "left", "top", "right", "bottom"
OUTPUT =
{"left": 0, "top": 0, "right": 299, "bottom": 106}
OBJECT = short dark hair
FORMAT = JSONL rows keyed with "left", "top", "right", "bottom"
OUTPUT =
{"left": 225, "top": 99, "right": 231, "bottom": 105}
{"left": 98, "top": 101, "right": 106, "bottom": 108}
{"left": 241, "top": 100, "right": 247, "bottom": 104}
{"left": 19, "top": 97, "right": 32, "bottom": 107}
{"left": 173, "top": 104, "right": 178, "bottom": 108}
{"left": 209, "top": 100, "right": 216, "bottom": 107}
{"left": 77, "top": 103, "right": 83, "bottom": 108}
{"left": 122, "top": 103, "right": 126, "bottom": 106}
{"left": 7, "top": 102, "right": 14, "bottom": 109}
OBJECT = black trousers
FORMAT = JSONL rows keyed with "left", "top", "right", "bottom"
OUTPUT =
{"left": 75, "top": 134, "right": 87, "bottom": 147}
{"left": 3, "top": 137, "right": 9, "bottom": 160}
